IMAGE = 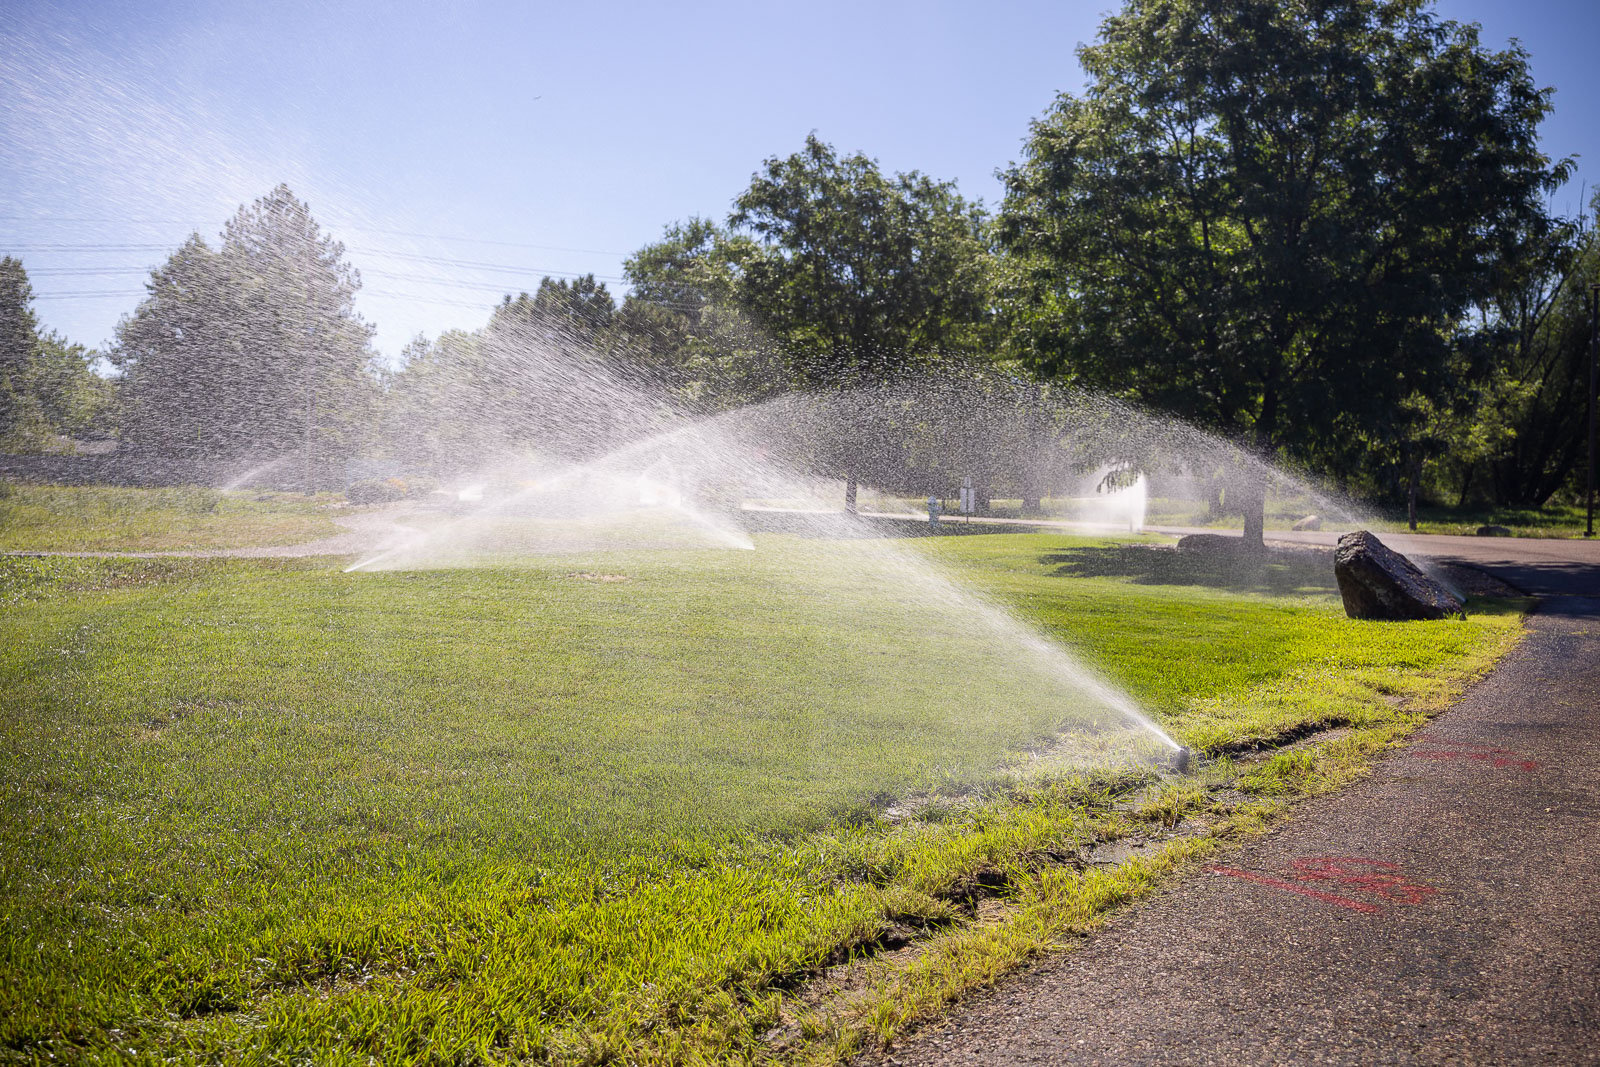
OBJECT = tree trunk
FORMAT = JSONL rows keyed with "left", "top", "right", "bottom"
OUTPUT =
{"left": 1456, "top": 463, "right": 1474, "bottom": 509}
{"left": 1239, "top": 480, "right": 1266, "bottom": 552}
{"left": 1407, "top": 459, "right": 1420, "bottom": 532}
{"left": 1022, "top": 482, "right": 1042, "bottom": 515}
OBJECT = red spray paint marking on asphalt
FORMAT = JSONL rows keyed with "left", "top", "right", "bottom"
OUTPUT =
{"left": 1289, "top": 856, "right": 1440, "bottom": 905}
{"left": 1210, "top": 856, "right": 1439, "bottom": 914}
{"left": 1209, "top": 866, "right": 1383, "bottom": 913}
{"left": 1411, "top": 740, "right": 1539, "bottom": 771}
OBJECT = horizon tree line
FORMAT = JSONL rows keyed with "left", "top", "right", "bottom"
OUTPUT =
{"left": 3, "top": 0, "right": 1598, "bottom": 533}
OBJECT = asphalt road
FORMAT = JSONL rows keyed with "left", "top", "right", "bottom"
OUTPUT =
{"left": 879, "top": 536, "right": 1600, "bottom": 1066}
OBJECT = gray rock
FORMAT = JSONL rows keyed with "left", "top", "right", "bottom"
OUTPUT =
{"left": 1476, "top": 524, "right": 1512, "bottom": 537}
{"left": 1334, "top": 530, "right": 1464, "bottom": 620}
{"left": 1292, "top": 515, "right": 1322, "bottom": 531}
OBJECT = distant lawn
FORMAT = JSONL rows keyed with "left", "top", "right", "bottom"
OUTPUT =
{"left": 0, "top": 484, "right": 344, "bottom": 552}
{"left": 0, "top": 533, "right": 1522, "bottom": 1064}
{"left": 1368, "top": 502, "right": 1592, "bottom": 539}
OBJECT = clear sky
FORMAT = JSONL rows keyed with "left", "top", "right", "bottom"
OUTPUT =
{"left": 4, "top": 0, "right": 1597, "bottom": 363}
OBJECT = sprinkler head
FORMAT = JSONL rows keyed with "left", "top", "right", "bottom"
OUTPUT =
{"left": 1170, "top": 747, "right": 1193, "bottom": 775}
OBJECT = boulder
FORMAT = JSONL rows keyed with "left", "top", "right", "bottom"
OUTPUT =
{"left": 1334, "top": 530, "right": 1464, "bottom": 621}
{"left": 1475, "top": 524, "right": 1512, "bottom": 537}
{"left": 1292, "top": 515, "right": 1322, "bottom": 531}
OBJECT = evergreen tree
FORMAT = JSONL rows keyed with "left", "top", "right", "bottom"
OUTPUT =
{"left": 0, "top": 256, "right": 111, "bottom": 451}
{"left": 0, "top": 256, "right": 43, "bottom": 445}
{"left": 111, "top": 185, "right": 376, "bottom": 483}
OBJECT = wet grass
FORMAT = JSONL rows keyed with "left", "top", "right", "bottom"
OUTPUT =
{"left": 0, "top": 484, "right": 343, "bottom": 552}
{"left": 0, "top": 533, "right": 1523, "bottom": 1064}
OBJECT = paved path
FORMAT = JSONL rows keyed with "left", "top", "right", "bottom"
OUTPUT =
{"left": 880, "top": 539, "right": 1600, "bottom": 1065}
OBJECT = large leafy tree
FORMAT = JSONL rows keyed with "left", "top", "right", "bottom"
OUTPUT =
{"left": 618, "top": 218, "right": 786, "bottom": 410}
{"left": 732, "top": 134, "right": 993, "bottom": 388}
{"left": 1476, "top": 205, "right": 1600, "bottom": 506}
{"left": 1000, "top": 0, "right": 1566, "bottom": 543}
{"left": 111, "top": 185, "right": 376, "bottom": 482}
{"left": 622, "top": 137, "right": 995, "bottom": 507}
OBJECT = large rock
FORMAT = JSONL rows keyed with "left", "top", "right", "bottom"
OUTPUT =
{"left": 1334, "top": 530, "right": 1464, "bottom": 620}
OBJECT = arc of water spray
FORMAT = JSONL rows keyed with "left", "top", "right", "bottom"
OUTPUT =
{"left": 344, "top": 426, "right": 754, "bottom": 572}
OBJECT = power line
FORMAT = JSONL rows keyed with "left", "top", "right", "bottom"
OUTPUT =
{"left": 7, "top": 244, "right": 630, "bottom": 284}
{"left": 4, "top": 243, "right": 176, "bottom": 252}
{"left": 33, "top": 285, "right": 718, "bottom": 322}
{"left": 26, "top": 267, "right": 151, "bottom": 276}
{"left": 353, "top": 248, "right": 627, "bottom": 282}
{"left": 32, "top": 290, "right": 146, "bottom": 299}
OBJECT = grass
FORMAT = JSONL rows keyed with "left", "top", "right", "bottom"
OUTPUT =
{"left": 1367, "top": 502, "right": 1592, "bottom": 539}
{"left": 0, "top": 484, "right": 344, "bottom": 552}
{"left": 0, "top": 531, "right": 1524, "bottom": 1064}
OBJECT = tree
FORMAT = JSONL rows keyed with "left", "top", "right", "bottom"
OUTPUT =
{"left": 0, "top": 256, "right": 43, "bottom": 446}
{"left": 729, "top": 135, "right": 995, "bottom": 508}
{"left": 1474, "top": 204, "right": 1599, "bottom": 506}
{"left": 381, "top": 329, "right": 499, "bottom": 473}
{"left": 531, "top": 275, "right": 617, "bottom": 337}
{"left": 1000, "top": 0, "right": 1566, "bottom": 544}
{"left": 0, "top": 257, "right": 112, "bottom": 451}
{"left": 23, "top": 331, "right": 114, "bottom": 442}
{"left": 732, "top": 134, "right": 994, "bottom": 389}
{"left": 618, "top": 218, "right": 787, "bottom": 409}
{"left": 111, "top": 185, "right": 376, "bottom": 483}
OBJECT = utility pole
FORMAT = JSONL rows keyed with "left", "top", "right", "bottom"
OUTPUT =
{"left": 1587, "top": 284, "right": 1598, "bottom": 537}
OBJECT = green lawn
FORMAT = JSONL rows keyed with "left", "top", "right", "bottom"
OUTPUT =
{"left": 1368, "top": 502, "right": 1593, "bottom": 539}
{"left": 0, "top": 484, "right": 344, "bottom": 551}
{"left": 0, "top": 533, "right": 1522, "bottom": 1064}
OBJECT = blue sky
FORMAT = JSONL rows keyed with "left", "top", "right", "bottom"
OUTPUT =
{"left": 4, "top": 0, "right": 1597, "bottom": 362}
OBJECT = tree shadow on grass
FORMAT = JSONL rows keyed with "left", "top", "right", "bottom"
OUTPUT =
{"left": 1041, "top": 544, "right": 1339, "bottom": 596}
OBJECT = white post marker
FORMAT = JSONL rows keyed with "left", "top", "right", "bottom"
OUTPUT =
{"left": 960, "top": 476, "right": 974, "bottom": 523}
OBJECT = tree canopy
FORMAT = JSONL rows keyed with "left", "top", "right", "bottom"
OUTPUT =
{"left": 110, "top": 185, "right": 376, "bottom": 480}
{"left": 0, "top": 256, "right": 110, "bottom": 451}
{"left": 999, "top": 0, "right": 1568, "bottom": 538}
{"left": 730, "top": 134, "right": 994, "bottom": 386}
{"left": 0, "top": 256, "right": 43, "bottom": 446}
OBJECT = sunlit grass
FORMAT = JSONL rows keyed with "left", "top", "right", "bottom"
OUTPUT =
{"left": 0, "top": 533, "right": 1522, "bottom": 1063}
{"left": 0, "top": 484, "right": 343, "bottom": 551}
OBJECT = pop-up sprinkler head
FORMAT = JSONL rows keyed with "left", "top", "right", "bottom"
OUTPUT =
{"left": 1170, "top": 747, "right": 1193, "bottom": 775}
